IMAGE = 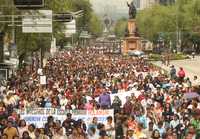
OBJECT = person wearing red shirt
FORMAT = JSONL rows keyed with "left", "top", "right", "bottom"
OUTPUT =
{"left": 178, "top": 67, "right": 185, "bottom": 83}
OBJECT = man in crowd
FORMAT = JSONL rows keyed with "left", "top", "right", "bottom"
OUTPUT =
{"left": 3, "top": 120, "right": 18, "bottom": 139}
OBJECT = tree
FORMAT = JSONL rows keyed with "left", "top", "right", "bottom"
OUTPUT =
{"left": 114, "top": 18, "right": 127, "bottom": 38}
{"left": 89, "top": 13, "right": 103, "bottom": 37}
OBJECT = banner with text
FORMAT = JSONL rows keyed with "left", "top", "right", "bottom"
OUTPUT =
{"left": 16, "top": 109, "right": 114, "bottom": 128}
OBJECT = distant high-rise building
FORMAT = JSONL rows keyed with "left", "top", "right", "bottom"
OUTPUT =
{"left": 134, "top": 0, "right": 141, "bottom": 9}
{"left": 136, "top": 0, "right": 175, "bottom": 9}
{"left": 134, "top": 0, "right": 158, "bottom": 10}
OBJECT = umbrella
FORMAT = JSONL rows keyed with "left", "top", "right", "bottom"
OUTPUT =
{"left": 183, "top": 92, "right": 200, "bottom": 99}
{"left": 128, "top": 50, "right": 144, "bottom": 56}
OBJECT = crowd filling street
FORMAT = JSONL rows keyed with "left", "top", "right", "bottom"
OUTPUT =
{"left": 0, "top": 47, "right": 200, "bottom": 139}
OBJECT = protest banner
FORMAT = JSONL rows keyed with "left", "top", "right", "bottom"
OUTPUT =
{"left": 16, "top": 109, "right": 114, "bottom": 128}
{"left": 87, "top": 88, "right": 141, "bottom": 106}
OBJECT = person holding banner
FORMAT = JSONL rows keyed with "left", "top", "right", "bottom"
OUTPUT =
{"left": 62, "top": 113, "right": 77, "bottom": 136}
{"left": 99, "top": 91, "right": 111, "bottom": 109}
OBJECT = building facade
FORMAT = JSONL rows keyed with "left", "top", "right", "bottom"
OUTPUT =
{"left": 134, "top": 0, "right": 158, "bottom": 10}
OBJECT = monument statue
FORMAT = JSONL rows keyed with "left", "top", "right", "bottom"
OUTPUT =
{"left": 127, "top": 0, "right": 137, "bottom": 19}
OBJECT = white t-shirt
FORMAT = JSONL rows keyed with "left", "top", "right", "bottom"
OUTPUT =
{"left": 105, "top": 123, "right": 115, "bottom": 139}
{"left": 170, "top": 120, "right": 180, "bottom": 128}
{"left": 18, "top": 127, "right": 28, "bottom": 137}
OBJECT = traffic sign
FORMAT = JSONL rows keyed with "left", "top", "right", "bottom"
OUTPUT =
{"left": 22, "top": 10, "right": 52, "bottom": 33}
{"left": 64, "top": 19, "right": 76, "bottom": 37}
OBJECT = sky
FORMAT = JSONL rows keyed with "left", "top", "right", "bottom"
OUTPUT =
{"left": 90, "top": 0, "right": 133, "bottom": 20}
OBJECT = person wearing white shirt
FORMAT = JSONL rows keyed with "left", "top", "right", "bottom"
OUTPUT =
{"left": 105, "top": 116, "right": 115, "bottom": 139}
{"left": 60, "top": 95, "right": 68, "bottom": 109}
{"left": 170, "top": 114, "right": 180, "bottom": 129}
{"left": 18, "top": 120, "right": 28, "bottom": 138}
{"left": 154, "top": 121, "right": 166, "bottom": 137}
{"left": 193, "top": 76, "right": 200, "bottom": 87}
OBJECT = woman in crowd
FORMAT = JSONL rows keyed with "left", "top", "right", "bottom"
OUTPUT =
{"left": 18, "top": 120, "right": 28, "bottom": 138}
{"left": 151, "top": 129, "right": 161, "bottom": 139}
{"left": 22, "top": 131, "right": 32, "bottom": 139}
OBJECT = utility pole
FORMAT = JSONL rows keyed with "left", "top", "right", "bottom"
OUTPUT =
{"left": 12, "top": 8, "right": 15, "bottom": 44}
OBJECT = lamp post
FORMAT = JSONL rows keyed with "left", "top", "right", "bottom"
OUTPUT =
{"left": 176, "top": 0, "right": 182, "bottom": 52}
{"left": 157, "top": 36, "right": 164, "bottom": 54}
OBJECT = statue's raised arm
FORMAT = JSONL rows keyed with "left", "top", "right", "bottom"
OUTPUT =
{"left": 127, "top": 0, "right": 137, "bottom": 19}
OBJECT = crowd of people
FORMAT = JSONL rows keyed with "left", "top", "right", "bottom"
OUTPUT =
{"left": 0, "top": 46, "right": 200, "bottom": 139}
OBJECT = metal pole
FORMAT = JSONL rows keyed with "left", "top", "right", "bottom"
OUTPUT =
{"left": 12, "top": 6, "right": 15, "bottom": 44}
{"left": 72, "top": 35, "right": 74, "bottom": 46}
{"left": 176, "top": 0, "right": 181, "bottom": 52}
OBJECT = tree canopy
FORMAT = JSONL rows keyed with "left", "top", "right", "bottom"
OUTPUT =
{"left": 136, "top": 0, "right": 200, "bottom": 52}
{"left": 0, "top": 0, "right": 103, "bottom": 64}
{"left": 114, "top": 17, "right": 127, "bottom": 38}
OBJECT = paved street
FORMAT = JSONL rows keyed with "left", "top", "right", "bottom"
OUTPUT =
{"left": 153, "top": 56, "right": 200, "bottom": 82}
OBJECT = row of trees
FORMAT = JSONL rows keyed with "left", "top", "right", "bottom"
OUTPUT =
{"left": 114, "top": 0, "right": 200, "bottom": 53}
{"left": 136, "top": 0, "right": 200, "bottom": 53}
{"left": 0, "top": 0, "right": 103, "bottom": 65}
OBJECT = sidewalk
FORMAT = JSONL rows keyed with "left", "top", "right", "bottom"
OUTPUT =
{"left": 153, "top": 56, "right": 200, "bottom": 82}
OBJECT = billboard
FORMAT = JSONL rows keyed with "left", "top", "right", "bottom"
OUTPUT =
{"left": 22, "top": 10, "right": 52, "bottom": 33}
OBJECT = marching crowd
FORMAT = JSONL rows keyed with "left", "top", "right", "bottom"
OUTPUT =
{"left": 0, "top": 47, "right": 200, "bottom": 139}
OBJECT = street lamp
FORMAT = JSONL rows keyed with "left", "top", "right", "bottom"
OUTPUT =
{"left": 157, "top": 36, "right": 164, "bottom": 54}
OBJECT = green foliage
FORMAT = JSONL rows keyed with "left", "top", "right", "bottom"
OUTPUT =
{"left": 71, "top": 0, "right": 93, "bottom": 30}
{"left": 136, "top": 0, "right": 200, "bottom": 52}
{"left": 89, "top": 13, "right": 103, "bottom": 37}
{"left": 114, "top": 18, "right": 127, "bottom": 38}
{"left": 136, "top": 5, "right": 177, "bottom": 42}
{"left": 149, "top": 53, "right": 189, "bottom": 61}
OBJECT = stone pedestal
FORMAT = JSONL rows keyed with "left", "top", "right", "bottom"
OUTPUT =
{"left": 122, "top": 19, "right": 141, "bottom": 55}
{"left": 127, "top": 19, "right": 137, "bottom": 36}
{"left": 122, "top": 37, "right": 141, "bottom": 54}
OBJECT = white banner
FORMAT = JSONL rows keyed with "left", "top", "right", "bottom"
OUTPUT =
{"left": 16, "top": 109, "right": 114, "bottom": 128}
{"left": 87, "top": 88, "right": 141, "bottom": 106}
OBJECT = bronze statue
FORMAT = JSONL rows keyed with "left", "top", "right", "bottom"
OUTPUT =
{"left": 127, "top": 1, "right": 137, "bottom": 19}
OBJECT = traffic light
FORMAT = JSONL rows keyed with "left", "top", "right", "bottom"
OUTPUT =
{"left": 14, "top": 0, "right": 44, "bottom": 9}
